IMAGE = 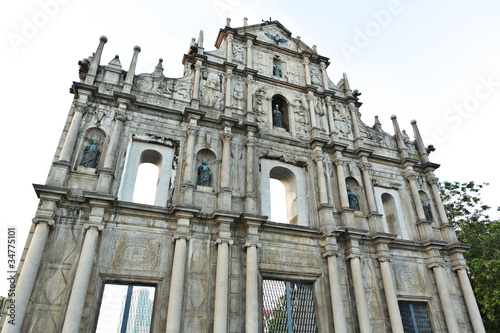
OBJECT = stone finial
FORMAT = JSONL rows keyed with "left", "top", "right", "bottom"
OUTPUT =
{"left": 84, "top": 35, "right": 108, "bottom": 85}
{"left": 122, "top": 45, "right": 141, "bottom": 94}
{"left": 373, "top": 115, "right": 383, "bottom": 132}
{"left": 411, "top": 119, "right": 430, "bottom": 163}
{"left": 226, "top": 17, "right": 231, "bottom": 27}
{"left": 151, "top": 58, "right": 164, "bottom": 78}
{"left": 243, "top": 17, "right": 248, "bottom": 26}
{"left": 391, "top": 115, "right": 409, "bottom": 158}
{"left": 198, "top": 30, "right": 204, "bottom": 48}
{"left": 312, "top": 45, "right": 317, "bottom": 53}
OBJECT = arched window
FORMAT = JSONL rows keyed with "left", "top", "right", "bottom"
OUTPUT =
{"left": 271, "top": 95, "right": 289, "bottom": 131}
{"left": 382, "top": 193, "right": 401, "bottom": 235}
{"left": 270, "top": 166, "right": 298, "bottom": 224}
{"left": 132, "top": 150, "right": 162, "bottom": 205}
{"left": 118, "top": 139, "right": 175, "bottom": 207}
{"left": 270, "top": 178, "right": 287, "bottom": 223}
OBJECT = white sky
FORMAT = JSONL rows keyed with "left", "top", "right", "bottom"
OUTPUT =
{"left": 1, "top": 0, "right": 500, "bottom": 296}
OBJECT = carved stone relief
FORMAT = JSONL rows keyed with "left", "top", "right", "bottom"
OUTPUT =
{"left": 173, "top": 77, "right": 193, "bottom": 101}
{"left": 256, "top": 51, "right": 268, "bottom": 75}
{"left": 260, "top": 247, "right": 321, "bottom": 269}
{"left": 232, "top": 79, "right": 245, "bottom": 110}
{"left": 310, "top": 65, "right": 322, "bottom": 86}
{"left": 109, "top": 237, "right": 161, "bottom": 269}
{"left": 232, "top": 42, "right": 244, "bottom": 63}
{"left": 253, "top": 86, "right": 268, "bottom": 126}
{"left": 293, "top": 94, "right": 309, "bottom": 140}
{"left": 335, "top": 103, "right": 351, "bottom": 138}
{"left": 392, "top": 263, "right": 426, "bottom": 294}
{"left": 201, "top": 72, "right": 224, "bottom": 109}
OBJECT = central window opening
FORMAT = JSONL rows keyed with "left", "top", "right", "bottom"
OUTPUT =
{"left": 270, "top": 167, "right": 298, "bottom": 224}
{"left": 262, "top": 279, "right": 318, "bottom": 333}
{"left": 96, "top": 283, "right": 156, "bottom": 333}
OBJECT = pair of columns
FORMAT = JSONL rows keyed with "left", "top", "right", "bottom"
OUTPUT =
{"left": 166, "top": 215, "right": 240, "bottom": 333}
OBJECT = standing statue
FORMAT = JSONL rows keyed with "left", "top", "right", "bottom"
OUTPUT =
{"left": 79, "top": 139, "right": 100, "bottom": 168}
{"left": 197, "top": 160, "right": 212, "bottom": 186}
{"left": 273, "top": 64, "right": 282, "bottom": 77}
{"left": 421, "top": 199, "right": 433, "bottom": 221}
{"left": 347, "top": 187, "right": 360, "bottom": 211}
{"left": 273, "top": 105, "right": 284, "bottom": 128}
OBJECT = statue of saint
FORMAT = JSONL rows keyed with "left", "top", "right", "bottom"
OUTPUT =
{"left": 347, "top": 187, "right": 360, "bottom": 211}
{"left": 273, "top": 105, "right": 284, "bottom": 128}
{"left": 421, "top": 199, "right": 433, "bottom": 221}
{"left": 197, "top": 160, "right": 212, "bottom": 186}
{"left": 273, "top": 64, "right": 282, "bottom": 77}
{"left": 79, "top": 139, "right": 100, "bottom": 168}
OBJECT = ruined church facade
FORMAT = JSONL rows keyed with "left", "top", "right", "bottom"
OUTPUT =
{"left": 0, "top": 20, "right": 485, "bottom": 333}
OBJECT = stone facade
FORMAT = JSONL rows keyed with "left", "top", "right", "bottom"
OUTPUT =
{"left": 0, "top": 20, "right": 485, "bottom": 333}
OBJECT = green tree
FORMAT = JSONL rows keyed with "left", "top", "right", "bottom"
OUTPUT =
{"left": 439, "top": 181, "right": 500, "bottom": 332}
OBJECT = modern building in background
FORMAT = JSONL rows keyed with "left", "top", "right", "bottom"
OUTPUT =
{"left": 0, "top": 19, "right": 485, "bottom": 332}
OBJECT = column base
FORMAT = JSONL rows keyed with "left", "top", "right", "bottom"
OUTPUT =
{"left": 367, "top": 212, "right": 384, "bottom": 234}
{"left": 416, "top": 219, "right": 433, "bottom": 241}
{"left": 181, "top": 183, "right": 194, "bottom": 205}
{"left": 245, "top": 194, "right": 257, "bottom": 213}
{"left": 218, "top": 189, "right": 232, "bottom": 210}
{"left": 190, "top": 99, "right": 200, "bottom": 109}
{"left": 96, "top": 170, "right": 114, "bottom": 193}
{"left": 317, "top": 204, "right": 335, "bottom": 228}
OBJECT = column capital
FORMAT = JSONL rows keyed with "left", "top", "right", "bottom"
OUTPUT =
{"left": 333, "top": 157, "right": 346, "bottom": 167}
{"left": 187, "top": 124, "right": 198, "bottom": 136}
{"left": 83, "top": 223, "right": 104, "bottom": 232}
{"left": 425, "top": 173, "right": 439, "bottom": 185}
{"left": 313, "top": 151, "right": 325, "bottom": 163}
{"left": 358, "top": 161, "right": 372, "bottom": 172}
{"left": 452, "top": 264, "right": 468, "bottom": 272}
{"left": 347, "top": 103, "right": 357, "bottom": 113}
{"left": 195, "top": 60, "right": 203, "bottom": 69}
{"left": 302, "top": 56, "right": 310, "bottom": 64}
{"left": 173, "top": 233, "right": 191, "bottom": 242}
{"left": 32, "top": 217, "right": 55, "bottom": 227}
{"left": 243, "top": 241, "right": 261, "bottom": 249}
{"left": 225, "top": 68, "right": 233, "bottom": 77}
{"left": 307, "top": 90, "right": 314, "bottom": 100}
{"left": 427, "top": 260, "right": 445, "bottom": 270}
{"left": 377, "top": 256, "right": 393, "bottom": 263}
{"left": 227, "top": 33, "right": 234, "bottom": 42}
{"left": 216, "top": 238, "right": 234, "bottom": 246}
{"left": 403, "top": 170, "right": 418, "bottom": 181}
{"left": 221, "top": 131, "right": 233, "bottom": 142}
{"left": 245, "top": 75, "right": 254, "bottom": 83}
{"left": 346, "top": 254, "right": 363, "bottom": 261}
{"left": 325, "top": 95, "right": 333, "bottom": 105}
{"left": 320, "top": 61, "right": 326, "bottom": 69}
{"left": 74, "top": 102, "right": 88, "bottom": 115}
{"left": 115, "top": 110, "right": 127, "bottom": 122}
{"left": 246, "top": 38, "right": 253, "bottom": 47}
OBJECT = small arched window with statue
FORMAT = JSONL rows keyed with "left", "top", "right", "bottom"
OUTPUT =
{"left": 271, "top": 95, "right": 289, "bottom": 131}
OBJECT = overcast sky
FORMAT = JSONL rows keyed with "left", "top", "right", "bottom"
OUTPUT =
{"left": 1, "top": 0, "right": 499, "bottom": 296}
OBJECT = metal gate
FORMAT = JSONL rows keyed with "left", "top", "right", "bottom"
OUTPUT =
{"left": 262, "top": 279, "right": 318, "bottom": 333}
{"left": 399, "top": 301, "right": 433, "bottom": 333}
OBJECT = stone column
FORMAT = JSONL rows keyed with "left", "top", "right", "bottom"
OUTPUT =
{"left": 320, "top": 233, "right": 348, "bottom": 333}
{"left": 245, "top": 129, "right": 257, "bottom": 212}
{"left": 359, "top": 161, "right": 377, "bottom": 214}
{"left": 333, "top": 153, "right": 349, "bottom": 209}
{"left": 303, "top": 56, "right": 311, "bottom": 85}
{"left": 59, "top": 102, "right": 87, "bottom": 164}
{"left": 219, "top": 127, "right": 233, "bottom": 209}
{"left": 320, "top": 62, "right": 329, "bottom": 90}
{"left": 192, "top": 60, "right": 203, "bottom": 101}
{"left": 61, "top": 223, "right": 103, "bottom": 333}
{"left": 243, "top": 219, "right": 262, "bottom": 333}
{"left": 378, "top": 258, "right": 404, "bottom": 332}
{"left": 226, "top": 33, "right": 233, "bottom": 61}
{"left": 430, "top": 263, "right": 460, "bottom": 333}
{"left": 348, "top": 103, "right": 363, "bottom": 148}
{"left": 1, "top": 213, "right": 54, "bottom": 333}
{"left": 246, "top": 38, "right": 253, "bottom": 68}
{"left": 165, "top": 213, "right": 191, "bottom": 333}
{"left": 213, "top": 219, "right": 233, "bottom": 333}
{"left": 224, "top": 68, "right": 233, "bottom": 116}
{"left": 313, "top": 150, "right": 328, "bottom": 205}
{"left": 245, "top": 75, "right": 253, "bottom": 113}
{"left": 96, "top": 108, "right": 127, "bottom": 192}
{"left": 425, "top": 173, "right": 457, "bottom": 242}
{"left": 349, "top": 254, "right": 372, "bottom": 333}
{"left": 307, "top": 91, "right": 317, "bottom": 129}
{"left": 183, "top": 124, "right": 198, "bottom": 185}
{"left": 325, "top": 96, "right": 338, "bottom": 141}
{"left": 454, "top": 266, "right": 486, "bottom": 333}
{"left": 407, "top": 171, "right": 426, "bottom": 221}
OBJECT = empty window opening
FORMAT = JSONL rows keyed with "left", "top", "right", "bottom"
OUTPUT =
{"left": 96, "top": 283, "right": 155, "bottom": 333}
{"left": 132, "top": 150, "right": 162, "bottom": 205}
{"left": 133, "top": 163, "right": 160, "bottom": 205}
{"left": 270, "top": 178, "right": 287, "bottom": 223}
{"left": 382, "top": 193, "right": 401, "bottom": 235}
{"left": 262, "top": 279, "right": 318, "bottom": 333}
{"left": 270, "top": 167, "right": 298, "bottom": 224}
{"left": 399, "top": 301, "right": 432, "bottom": 333}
